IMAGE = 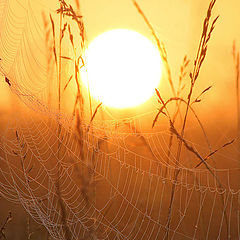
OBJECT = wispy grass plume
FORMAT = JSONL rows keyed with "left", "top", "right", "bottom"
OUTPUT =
{"left": 165, "top": 1, "right": 220, "bottom": 238}
{"left": 132, "top": 0, "right": 176, "bottom": 97}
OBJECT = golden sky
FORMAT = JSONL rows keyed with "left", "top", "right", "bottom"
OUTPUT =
{"left": 0, "top": 0, "right": 239, "bottom": 116}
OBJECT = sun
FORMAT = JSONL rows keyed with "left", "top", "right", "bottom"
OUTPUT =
{"left": 81, "top": 29, "right": 163, "bottom": 109}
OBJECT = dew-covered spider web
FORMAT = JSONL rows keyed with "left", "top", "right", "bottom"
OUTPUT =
{"left": 0, "top": 0, "right": 240, "bottom": 239}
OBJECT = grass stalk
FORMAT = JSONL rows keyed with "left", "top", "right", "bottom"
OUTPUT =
{"left": 165, "top": 1, "right": 221, "bottom": 238}
{"left": 0, "top": 212, "right": 12, "bottom": 240}
{"left": 134, "top": 0, "right": 222, "bottom": 238}
{"left": 132, "top": 0, "right": 176, "bottom": 97}
{"left": 232, "top": 41, "right": 240, "bottom": 161}
{"left": 132, "top": 0, "right": 179, "bottom": 181}
{"left": 58, "top": 3, "right": 62, "bottom": 115}
{"left": 153, "top": 90, "right": 232, "bottom": 239}
{"left": 56, "top": 2, "right": 98, "bottom": 238}
{"left": 54, "top": 2, "right": 72, "bottom": 239}
{"left": 164, "top": 56, "right": 190, "bottom": 177}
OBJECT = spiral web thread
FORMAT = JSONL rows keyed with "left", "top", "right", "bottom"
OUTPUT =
{"left": 0, "top": 0, "right": 240, "bottom": 239}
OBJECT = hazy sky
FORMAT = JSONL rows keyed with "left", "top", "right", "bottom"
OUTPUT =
{"left": 0, "top": 0, "right": 239, "bottom": 116}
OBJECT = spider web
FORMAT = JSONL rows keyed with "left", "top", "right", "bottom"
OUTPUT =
{"left": 0, "top": 0, "right": 239, "bottom": 239}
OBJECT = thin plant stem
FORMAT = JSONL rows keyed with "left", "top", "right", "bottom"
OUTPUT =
{"left": 132, "top": 0, "right": 176, "bottom": 97}
{"left": 164, "top": 1, "right": 219, "bottom": 238}
{"left": 233, "top": 41, "right": 240, "bottom": 160}
{"left": 56, "top": 2, "right": 71, "bottom": 239}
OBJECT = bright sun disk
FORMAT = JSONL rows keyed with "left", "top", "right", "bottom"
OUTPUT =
{"left": 81, "top": 29, "right": 163, "bottom": 109}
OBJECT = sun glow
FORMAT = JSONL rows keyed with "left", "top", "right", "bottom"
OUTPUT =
{"left": 81, "top": 29, "right": 163, "bottom": 108}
